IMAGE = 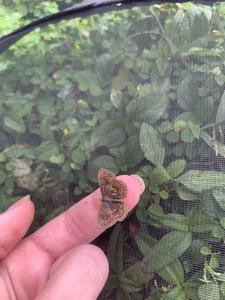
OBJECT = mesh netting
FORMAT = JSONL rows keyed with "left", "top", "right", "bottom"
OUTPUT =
{"left": 1, "top": 1, "right": 225, "bottom": 299}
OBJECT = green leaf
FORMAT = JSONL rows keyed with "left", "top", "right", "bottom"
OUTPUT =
{"left": 183, "top": 281, "right": 200, "bottom": 300}
{"left": 221, "top": 281, "right": 225, "bottom": 296}
{"left": 36, "top": 142, "right": 60, "bottom": 161}
{"left": 173, "top": 5, "right": 210, "bottom": 48}
{"left": 215, "top": 71, "right": 225, "bottom": 86}
{"left": 126, "top": 91, "right": 168, "bottom": 124}
{"left": 0, "top": 170, "right": 6, "bottom": 184}
{"left": 177, "top": 170, "right": 225, "bottom": 192}
{"left": 176, "top": 185, "right": 197, "bottom": 201}
{"left": 107, "top": 224, "right": 123, "bottom": 274}
{"left": 166, "top": 131, "right": 179, "bottom": 143}
{"left": 198, "top": 282, "right": 220, "bottom": 300}
{"left": 110, "top": 89, "right": 123, "bottom": 109}
{"left": 213, "top": 188, "right": 225, "bottom": 210}
{"left": 121, "top": 263, "right": 153, "bottom": 292}
{"left": 157, "top": 259, "right": 184, "bottom": 285}
{"left": 127, "top": 79, "right": 169, "bottom": 121}
{"left": 174, "top": 120, "right": 187, "bottom": 132}
{"left": 91, "top": 120, "right": 125, "bottom": 149}
{"left": 0, "top": 152, "right": 6, "bottom": 162}
{"left": 140, "top": 123, "right": 165, "bottom": 166}
{"left": 37, "top": 98, "right": 56, "bottom": 116}
{"left": 143, "top": 231, "right": 192, "bottom": 272}
{"left": 216, "top": 91, "right": 225, "bottom": 123}
{"left": 200, "top": 246, "right": 211, "bottom": 256}
{"left": 112, "top": 69, "right": 130, "bottom": 91}
{"left": 180, "top": 128, "right": 195, "bottom": 143}
{"left": 161, "top": 286, "right": 187, "bottom": 300}
{"left": 40, "top": 117, "right": 54, "bottom": 140}
{"left": 149, "top": 166, "right": 171, "bottom": 187}
{"left": 187, "top": 121, "right": 201, "bottom": 139}
{"left": 87, "top": 155, "right": 118, "bottom": 183}
{"left": 209, "top": 256, "right": 219, "bottom": 269}
{"left": 217, "top": 273, "right": 225, "bottom": 282}
{"left": 201, "top": 131, "right": 225, "bottom": 159}
{"left": 167, "top": 160, "right": 186, "bottom": 178}
{"left": 153, "top": 213, "right": 189, "bottom": 232}
{"left": 158, "top": 121, "right": 173, "bottom": 133}
{"left": 119, "top": 275, "right": 141, "bottom": 294}
{"left": 3, "top": 115, "right": 26, "bottom": 133}
{"left": 110, "top": 135, "right": 144, "bottom": 170}
{"left": 74, "top": 186, "right": 82, "bottom": 195}
{"left": 148, "top": 203, "right": 164, "bottom": 217}
{"left": 89, "top": 82, "right": 102, "bottom": 96}
{"left": 5, "top": 176, "right": 14, "bottom": 195}
{"left": 160, "top": 190, "right": 169, "bottom": 199}
{"left": 188, "top": 212, "right": 218, "bottom": 233}
{"left": 135, "top": 233, "right": 157, "bottom": 257}
{"left": 12, "top": 159, "right": 31, "bottom": 177}
{"left": 177, "top": 77, "right": 199, "bottom": 111}
{"left": 4, "top": 145, "right": 35, "bottom": 159}
{"left": 212, "top": 225, "right": 225, "bottom": 239}
{"left": 9, "top": 99, "right": 33, "bottom": 118}
{"left": 71, "top": 148, "right": 86, "bottom": 165}
{"left": 193, "top": 97, "right": 214, "bottom": 124}
{"left": 135, "top": 207, "right": 148, "bottom": 223}
{"left": 0, "top": 62, "right": 8, "bottom": 71}
{"left": 49, "top": 154, "right": 65, "bottom": 165}
{"left": 174, "top": 112, "right": 200, "bottom": 126}
{"left": 220, "top": 217, "right": 225, "bottom": 229}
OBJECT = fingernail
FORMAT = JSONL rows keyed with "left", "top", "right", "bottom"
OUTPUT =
{"left": 130, "top": 175, "right": 145, "bottom": 194}
{"left": 7, "top": 195, "right": 30, "bottom": 212}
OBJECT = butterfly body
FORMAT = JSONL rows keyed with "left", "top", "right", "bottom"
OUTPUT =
{"left": 97, "top": 168, "right": 128, "bottom": 229}
{"left": 102, "top": 195, "right": 121, "bottom": 204}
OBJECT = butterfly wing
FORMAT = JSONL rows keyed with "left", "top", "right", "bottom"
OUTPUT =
{"left": 97, "top": 201, "right": 127, "bottom": 229}
{"left": 108, "top": 201, "right": 127, "bottom": 221}
{"left": 98, "top": 168, "right": 127, "bottom": 199}
{"left": 97, "top": 168, "right": 128, "bottom": 228}
{"left": 98, "top": 202, "right": 115, "bottom": 229}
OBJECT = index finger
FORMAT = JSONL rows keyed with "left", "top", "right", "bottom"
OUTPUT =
{"left": 28, "top": 174, "right": 144, "bottom": 259}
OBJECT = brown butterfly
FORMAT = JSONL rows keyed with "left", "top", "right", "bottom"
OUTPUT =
{"left": 97, "top": 168, "right": 128, "bottom": 229}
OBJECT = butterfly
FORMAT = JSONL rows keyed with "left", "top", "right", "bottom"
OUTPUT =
{"left": 97, "top": 168, "right": 128, "bottom": 229}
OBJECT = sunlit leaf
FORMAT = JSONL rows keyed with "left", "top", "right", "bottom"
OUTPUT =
{"left": 167, "top": 160, "right": 186, "bottom": 178}
{"left": 177, "top": 170, "right": 225, "bottom": 192}
{"left": 198, "top": 282, "right": 220, "bottom": 300}
{"left": 158, "top": 259, "right": 184, "bottom": 286}
{"left": 140, "top": 123, "right": 165, "bottom": 166}
{"left": 213, "top": 188, "right": 225, "bottom": 210}
{"left": 216, "top": 90, "right": 225, "bottom": 123}
{"left": 143, "top": 231, "right": 192, "bottom": 272}
{"left": 3, "top": 115, "right": 26, "bottom": 133}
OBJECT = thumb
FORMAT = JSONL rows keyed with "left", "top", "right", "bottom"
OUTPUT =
{"left": 35, "top": 244, "right": 109, "bottom": 300}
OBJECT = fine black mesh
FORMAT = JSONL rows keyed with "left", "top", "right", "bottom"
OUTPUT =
{"left": 1, "top": 1, "right": 225, "bottom": 299}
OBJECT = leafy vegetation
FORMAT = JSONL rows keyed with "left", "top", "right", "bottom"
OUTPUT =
{"left": 2, "top": 1, "right": 225, "bottom": 299}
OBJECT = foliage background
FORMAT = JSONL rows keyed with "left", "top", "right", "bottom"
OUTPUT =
{"left": 2, "top": 1, "right": 225, "bottom": 299}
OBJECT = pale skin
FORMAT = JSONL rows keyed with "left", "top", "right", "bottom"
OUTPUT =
{"left": 0, "top": 174, "right": 145, "bottom": 300}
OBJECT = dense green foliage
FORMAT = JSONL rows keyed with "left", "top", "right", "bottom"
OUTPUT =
{"left": 2, "top": 1, "right": 225, "bottom": 299}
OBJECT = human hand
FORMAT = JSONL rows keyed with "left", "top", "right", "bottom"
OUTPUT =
{"left": 0, "top": 174, "right": 144, "bottom": 300}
